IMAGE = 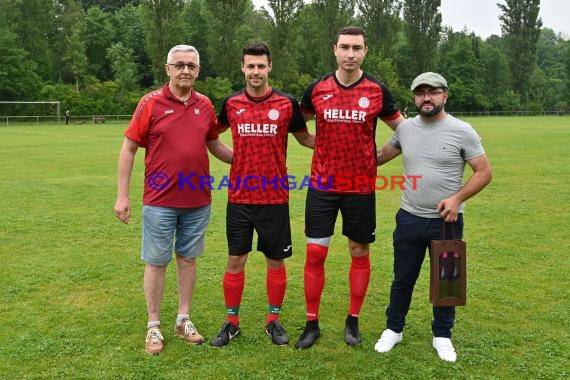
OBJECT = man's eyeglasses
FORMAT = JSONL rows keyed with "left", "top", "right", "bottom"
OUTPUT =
{"left": 168, "top": 63, "right": 199, "bottom": 71}
{"left": 413, "top": 89, "right": 446, "bottom": 98}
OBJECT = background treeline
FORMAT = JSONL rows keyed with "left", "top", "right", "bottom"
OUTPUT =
{"left": 1, "top": 0, "right": 569, "bottom": 115}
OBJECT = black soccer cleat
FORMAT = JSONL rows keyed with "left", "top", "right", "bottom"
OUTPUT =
{"left": 344, "top": 315, "right": 362, "bottom": 346}
{"left": 210, "top": 321, "right": 240, "bottom": 347}
{"left": 295, "top": 326, "right": 321, "bottom": 349}
{"left": 266, "top": 320, "right": 289, "bottom": 346}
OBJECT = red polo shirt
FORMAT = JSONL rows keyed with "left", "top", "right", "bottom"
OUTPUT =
{"left": 125, "top": 84, "right": 219, "bottom": 208}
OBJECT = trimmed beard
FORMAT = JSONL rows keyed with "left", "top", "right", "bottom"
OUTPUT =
{"left": 416, "top": 103, "right": 444, "bottom": 117}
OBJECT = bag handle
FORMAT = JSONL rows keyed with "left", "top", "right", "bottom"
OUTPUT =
{"left": 442, "top": 220, "right": 456, "bottom": 240}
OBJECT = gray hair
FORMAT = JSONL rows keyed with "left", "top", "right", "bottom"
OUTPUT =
{"left": 166, "top": 45, "right": 200, "bottom": 64}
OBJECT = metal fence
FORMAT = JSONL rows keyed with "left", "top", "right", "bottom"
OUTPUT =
{"left": 2, "top": 111, "right": 569, "bottom": 126}
{"left": 1, "top": 114, "right": 133, "bottom": 126}
{"left": 445, "top": 110, "right": 569, "bottom": 117}
{"left": 403, "top": 110, "right": 570, "bottom": 118}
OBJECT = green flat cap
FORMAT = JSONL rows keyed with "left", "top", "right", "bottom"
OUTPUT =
{"left": 410, "top": 72, "right": 448, "bottom": 91}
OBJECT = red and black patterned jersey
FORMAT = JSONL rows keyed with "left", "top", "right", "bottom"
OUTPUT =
{"left": 218, "top": 88, "right": 307, "bottom": 204}
{"left": 125, "top": 84, "right": 219, "bottom": 208}
{"left": 301, "top": 72, "right": 401, "bottom": 194}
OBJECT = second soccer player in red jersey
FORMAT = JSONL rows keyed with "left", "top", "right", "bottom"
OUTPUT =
{"left": 295, "top": 26, "right": 405, "bottom": 349}
{"left": 210, "top": 42, "right": 314, "bottom": 347}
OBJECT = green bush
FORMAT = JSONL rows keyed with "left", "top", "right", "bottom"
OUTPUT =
{"left": 194, "top": 77, "right": 233, "bottom": 112}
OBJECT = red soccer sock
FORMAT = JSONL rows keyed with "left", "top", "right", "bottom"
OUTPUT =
{"left": 223, "top": 271, "right": 245, "bottom": 326}
{"left": 266, "top": 266, "right": 287, "bottom": 325}
{"left": 304, "top": 244, "right": 329, "bottom": 321}
{"left": 348, "top": 254, "right": 371, "bottom": 317}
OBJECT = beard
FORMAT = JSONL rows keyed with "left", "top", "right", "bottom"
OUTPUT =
{"left": 416, "top": 102, "right": 444, "bottom": 117}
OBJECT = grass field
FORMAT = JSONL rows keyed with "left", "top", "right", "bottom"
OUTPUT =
{"left": 0, "top": 116, "right": 569, "bottom": 379}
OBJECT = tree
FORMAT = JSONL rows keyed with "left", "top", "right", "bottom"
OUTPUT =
{"left": 63, "top": 22, "right": 89, "bottom": 92}
{"left": 194, "top": 77, "right": 233, "bottom": 111}
{"left": 107, "top": 42, "right": 139, "bottom": 99}
{"left": 498, "top": 0, "right": 542, "bottom": 102}
{"left": 564, "top": 40, "right": 570, "bottom": 108}
{"left": 313, "top": 0, "right": 357, "bottom": 71}
{"left": 113, "top": 3, "right": 154, "bottom": 87}
{"left": 0, "top": 26, "right": 40, "bottom": 100}
{"left": 356, "top": 0, "right": 404, "bottom": 105}
{"left": 181, "top": 0, "right": 216, "bottom": 78}
{"left": 80, "top": 0, "right": 141, "bottom": 12}
{"left": 402, "top": 0, "right": 442, "bottom": 79}
{"left": 533, "top": 28, "right": 567, "bottom": 110}
{"left": 438, "top": 31, "right": 488, "bottom": 111}
{"left": 83, "top": 6, "right": 117, "bottom": 81}
{"left": 51, "top": 0, "right": 86, "bottom": 84}
{"left": 4, "top": 0, "right": 569, "bottom": 115}
{"left": 296, "top": 4, "right": 329, "bottom": 77}
{"left": 204, "top": 0, "right": 255, "bottom": 83}
{"left": 12, "top": 0, "right": 57, "bottom": 82}
{"left": 140, "top": 0, "right": 186, "bottom": 85}
{"left": 479, "top": 41, "right": 512, "bottom": 111}
{"left": 357, "top": 0, "right": 402, "bottom": 58}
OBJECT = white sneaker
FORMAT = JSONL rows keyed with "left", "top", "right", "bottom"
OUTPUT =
{"left": 432, "top": 337, "right": 457, "bottom": 362}
{"left": 374, "top": 329, "right": 403, "bottom": 353}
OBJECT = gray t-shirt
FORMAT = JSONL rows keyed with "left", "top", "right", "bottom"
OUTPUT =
{"left": 389, "top": 114, "right": 485, "bottom": 218}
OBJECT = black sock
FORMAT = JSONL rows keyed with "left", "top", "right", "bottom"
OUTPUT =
{"left": 346, "top": 314, "right": 358, "bottom": 327}
{"left": 306, "top": 319, "right": 319, "bottom": 330}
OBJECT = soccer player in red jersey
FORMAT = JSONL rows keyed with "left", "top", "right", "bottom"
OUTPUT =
{"left": 210, "top": 42, "right": 314, "bottom": 347}
{"left": 294, "top": 26, "right": 405, "bottom": 349}
{"left": 114, "top": 45, "right": 232, "bottom": 355}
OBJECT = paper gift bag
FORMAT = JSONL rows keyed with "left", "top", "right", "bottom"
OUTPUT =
{"left": 430, "top": 238, "right": 467, "bottom": 306}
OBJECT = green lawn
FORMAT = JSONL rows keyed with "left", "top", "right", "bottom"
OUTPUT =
{"left": 0, "top": 117, "right": 568, "bottom": 379}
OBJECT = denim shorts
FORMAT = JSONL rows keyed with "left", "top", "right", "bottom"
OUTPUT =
{"left": 141, "top": 204, "right": 211, "bottom": 266}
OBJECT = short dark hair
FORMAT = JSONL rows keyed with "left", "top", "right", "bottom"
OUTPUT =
{"left": 335, "top": 26, "right": 367, "bottom": 46}
{"left": 241, "top": 42, "right": 272, "bottom": 64}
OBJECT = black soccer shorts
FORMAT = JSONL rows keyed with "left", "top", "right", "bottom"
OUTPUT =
{"left": 226, "top": 202, "right": 293, "bottom": 259}
{"left": 305, "top": 188, "right": 376, "bottom": 244}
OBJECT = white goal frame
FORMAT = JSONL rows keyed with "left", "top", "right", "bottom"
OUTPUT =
{"left": 0, "top": 101, "right": 61, "bottom": 124}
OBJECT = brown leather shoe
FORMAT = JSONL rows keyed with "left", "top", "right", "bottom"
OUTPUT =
{"left": 174, "top": 319, "right": 204, "bottom": 344}
{"left": 145, "top": 327, "right": 164, "bottom": 355}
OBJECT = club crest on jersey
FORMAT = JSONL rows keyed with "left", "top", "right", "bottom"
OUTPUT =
{"left": 194, "top": 108, "right": 200, "bottom": 115}
{"left": 358, "top": 97, "right": 370, "bottom": 108}
{"left": 268, "top": 109, "right": 279, "bottom": 120}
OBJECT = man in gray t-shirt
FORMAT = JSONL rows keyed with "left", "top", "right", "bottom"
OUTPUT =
{"left": 373, "top": 72, "right": 493, "bottom": 362}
